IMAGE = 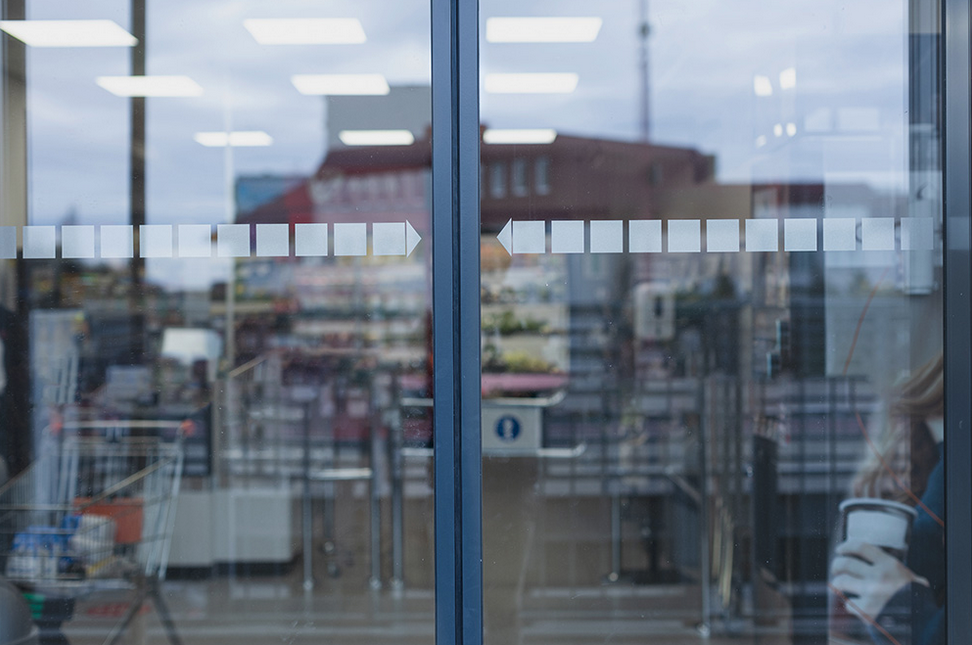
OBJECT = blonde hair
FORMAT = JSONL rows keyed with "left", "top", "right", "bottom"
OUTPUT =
{"left": 851, "top": 353, "right": 943, "bottom": 503}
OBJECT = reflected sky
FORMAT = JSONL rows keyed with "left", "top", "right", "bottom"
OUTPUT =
{"left": 18, "top": 0, "right": 915, "bottom": 286}
{"left": 482, "top": 0, "right": 909, "bottom": 185}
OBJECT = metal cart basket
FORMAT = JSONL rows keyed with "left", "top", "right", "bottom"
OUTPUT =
{"left": 0, "top": 425, "right": 184, "bottom": 645}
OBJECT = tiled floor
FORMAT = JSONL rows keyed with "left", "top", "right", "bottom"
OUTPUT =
{"left": 64, "top": 564, "right": 434, "bottom": 645}
{"left": 58, "top": 568, "right": 821, "bottom": 645}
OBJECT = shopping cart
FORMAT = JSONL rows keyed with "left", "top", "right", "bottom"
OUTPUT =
{"left": 0, "top": 422, "right": 184, "bottom": 645}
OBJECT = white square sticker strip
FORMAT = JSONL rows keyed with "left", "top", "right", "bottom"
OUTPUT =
{"left": 334, "top": 223, "right": 367, "bottom": 256}
{"left": 551, "top": 220, "right": 584, "bottom": 254}
{"left": 901, "top": 217, "right": 933, "bottom": 251}
{"left": 62, "top": 226, "right": 95, "bottom": 259}
{"left": 256, "top": 224, "right": 289, "bottom": 257}
{"left": 373, "top": 222, "right": 406, "bottom": 256}
{"left": 295, "top": 223, "right": 328, "bottom": 257}
{"left": 512, "top": 220, "right": 545, "bottom": 254}
{"left": 0, "top": 228, "right": 15, "bottom": 259}
{"left": 140, "top": 225, "right": 173, "bottom": 258}
{"left": 8, "top": 217, "right": 940, "bottom": 260}
{"left": 706, "top": 220, "right": 739, "bottom": 252}
{"left": 101, "top": 225, "right": 133, "bottom": 259}
{"left": 629, "top": 220, "right": 662, "bottom": 253}
{"left": 861, "top": 218, "right": 894, "bottom": 251}
{"left": 217, "top": 224, "right": 251, "bottom": 258}
{"left": 668, "top": 220, "right": 701, "bottom": 253}
{"left": 746, "top": 219, "right": 778, "bottom": 252}
{"left": 179, "top": 225, "right": 212, "bottom": 258}
{"left": 590, "top": 220, "right": 623, "bottom": 253}
{"left": 823, "top": 218, "right": 856, "bottom": 251}
{"left": 23, "top": 227, "right": 55, "bottom": 259}
{"left": 784, "top": 219, "right": 817, "bottom": 251}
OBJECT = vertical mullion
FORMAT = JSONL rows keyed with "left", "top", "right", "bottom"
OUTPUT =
{"left": 457, "top": 0, "right": 483, "bottom": 641}
{"left": 432, "top": 0, "right": 481, "bottom": 644}
{"left": 431, "top": 0, "right": 459, "bottom": 635}
{"left": 944, "top": 0, "right": 972, "bottom": 643}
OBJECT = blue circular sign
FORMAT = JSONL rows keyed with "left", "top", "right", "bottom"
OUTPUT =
{"left": 495, "top": 415, "right": 521, "bottom": 442}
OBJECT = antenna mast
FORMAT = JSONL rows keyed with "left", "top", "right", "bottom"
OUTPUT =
{"left": 638, "top": 0, "right": 651, "bottom": 143}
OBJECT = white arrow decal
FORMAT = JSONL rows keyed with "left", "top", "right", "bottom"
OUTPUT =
{"left": 497, "top": 219, "right": 512, "bottom": 255}
{"left": 11, "top": 217, "right": 929, "bottom": 260}
{"left": 406, "top": 221, "right": 422, "bottom": 257}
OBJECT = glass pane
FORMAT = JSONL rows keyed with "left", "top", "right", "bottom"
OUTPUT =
{"left": 0, "top": 2, "right": 435, "bottom": 643}
{"left": 480, "top": 2, "right": 944, "bottom": 644}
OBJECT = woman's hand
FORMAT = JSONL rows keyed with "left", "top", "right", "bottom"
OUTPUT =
{"left": 830, "top": 540, "right": 929, "bottom": 621}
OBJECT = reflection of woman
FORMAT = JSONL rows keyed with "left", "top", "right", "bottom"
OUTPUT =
{"left": 831, "top": 354, "right": 944, "bottom": 645}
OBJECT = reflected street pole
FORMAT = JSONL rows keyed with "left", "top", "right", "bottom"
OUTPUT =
{"left": 222, "top": 88, "right": 239, "bottom": 454}
{"left": 130, "top": 0, "right": 146, "bottom": 359}
{"left": 1, "top": 0, "right": 32, "bottom": 472}
{"left": 223, "top": 86, "right": 236, "bottom": 370}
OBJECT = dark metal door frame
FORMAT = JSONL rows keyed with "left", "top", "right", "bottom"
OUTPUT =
{"left": 944, "top": 0, "right": 972, "bottom": 642}
{"left": 431, "top": 0, "right": 483, "bottom": 644}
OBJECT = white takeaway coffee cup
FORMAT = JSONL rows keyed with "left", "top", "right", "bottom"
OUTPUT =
{"left": 839, "top": 498, "right": 918, "bottom": 560}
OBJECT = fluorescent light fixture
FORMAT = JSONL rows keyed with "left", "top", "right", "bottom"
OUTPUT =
{"left": 0, "top": 20, "right": 136, "bottom": 47}
{"left": 194, "top": 131, "right": 273, "bottom": 147}
{"left": 774, "top": 123, "right": 783, "bottom": 137}
{"left": 292, "top": 74, "right": 389, "bottom": 96}
{"left": 779, "top": 67, "right": 797, "bottom": 90}
{"left": 786, "top": 122, "right": 797, "bottom": 137}
{"left": 753, "top": 75, "right": 773, "bottom": 97}
{"left": 486, "top": 17, "right": 602, "bottom": 43}
{"left": 483, "top": 128, "right": 557, "bottom": 144}
{"left": 485, "top": 73, "right": 578, "bottom": 94}
{"left": 339, "top": 130, "right": 414, "bottom": 146}
{"left": 96, "top": 75, "right": 203, "bottom": 97}
{"left": 244, "top": 18, "right": 366, "bottom": 45}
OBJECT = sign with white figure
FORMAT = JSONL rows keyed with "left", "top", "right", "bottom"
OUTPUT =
{"left": 482, "top": 404, "right": 541, "bottom": 455}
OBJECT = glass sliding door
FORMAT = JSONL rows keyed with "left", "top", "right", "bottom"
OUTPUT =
{"left": 479, "top": 1, "right": 949, "bottom": 644}
{"left": 0, "top": 2, "right": 435, "bottom": 643}
{"left": 1, "top": 0, "right": 968, "bottom": 644}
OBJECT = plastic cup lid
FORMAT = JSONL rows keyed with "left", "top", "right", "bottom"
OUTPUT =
{"left": 839, "top": 497, "right": 918, "bottom": 518}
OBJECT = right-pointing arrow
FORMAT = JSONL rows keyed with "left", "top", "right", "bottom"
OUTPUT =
{"left": 497, "top": 219, "right": 512, "bottom": 255}
{"left": 406, "top": 220, "right": 422, "bottom": 257}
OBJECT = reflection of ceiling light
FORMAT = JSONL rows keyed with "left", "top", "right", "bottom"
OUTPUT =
{"left": 194, "top": 131, "right": 273, "bottom": 147}
{"left": 774, "top": 123, "right": 783, "bottom": 137}
{"left": 779, "top": 67, "right": 797, "bottom": 90}
{"left": 292, "top": 74, "right": 389, "bottom": 96}
{"left": 485, "top": 73, "right": 578, "bottom": 94}
{"left": 0, "top": 20, "right": 136, "bottom": 47}
{"left": 486, "top": 17, "right": 602, "bottom": 43}
{"left": 96, "top": 75, "right": 203, "bottom": 97}
{"left": 753, "top": 75, "right": 773, "bottom": 97}
{"left": 244, "top": 18, "right": 366, "bottom": 44}
{"left": 786, "top": 122, "right": 797, "bottom": 136}
{"left": 339, "top": 130, "right": 414, "bottom": 146}
{"left": 483, "top": 128, "right": 557, "bottom": 144}
{"left": 755, "top": 135, "right": 767, "bottom": 147}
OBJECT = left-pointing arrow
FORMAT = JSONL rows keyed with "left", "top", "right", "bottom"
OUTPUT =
{"left": 497, "top": 219, "right": 512, "bottom": 256}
